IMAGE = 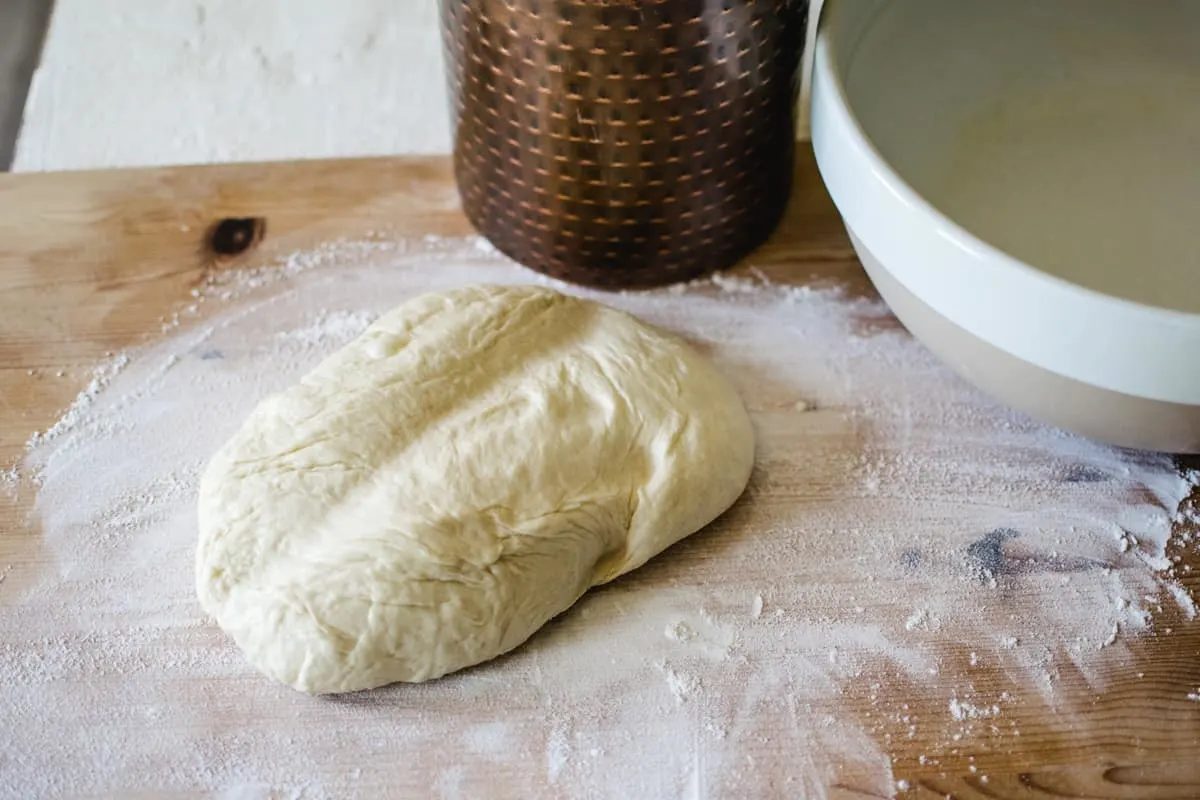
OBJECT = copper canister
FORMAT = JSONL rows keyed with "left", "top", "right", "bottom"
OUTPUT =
{"left": 441, "top": 0, "right": 808, "bottom": 288}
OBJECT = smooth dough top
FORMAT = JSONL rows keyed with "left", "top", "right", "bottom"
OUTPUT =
{"left": 197, "top": 285, "right": 755, "bottom": 693}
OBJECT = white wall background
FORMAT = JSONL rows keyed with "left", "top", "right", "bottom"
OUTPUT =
{"left": 14, "top": 0, "right": 819, "bottom": 172}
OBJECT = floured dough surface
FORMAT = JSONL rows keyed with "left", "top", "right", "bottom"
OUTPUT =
{"left": 196, "top": 285, "right": 755, "bottom": 694}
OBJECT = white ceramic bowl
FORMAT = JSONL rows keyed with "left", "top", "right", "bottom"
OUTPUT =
{"left": 810, "top": 0, "right": 1200, "bottom": 453}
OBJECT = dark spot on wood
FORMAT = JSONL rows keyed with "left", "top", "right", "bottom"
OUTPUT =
{"left": 1176, "top": 453, "right": 1200, "bottom": 474}
{"left": 208, "top": 217, "right": 265, "bottom": 257}
{"left": 967, "top": 528, "right": 1112, "bottom": 581}
{"left": 966, "top": 528, "right": 1018, "bottom": 582}
{"left": 1062, "top": 463, "right": 1109, "bottom": 483}
{"left": 900, "top": 548, "right": 922, "bottom": 571}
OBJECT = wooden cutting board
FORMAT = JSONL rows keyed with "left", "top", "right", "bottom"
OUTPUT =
{"left": 1, "top": 147, "right": 1198, "bottom": 798}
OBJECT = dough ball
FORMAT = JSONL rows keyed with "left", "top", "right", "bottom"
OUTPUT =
{"left": 196, "top": 285, "right": 755, "bottom": 693}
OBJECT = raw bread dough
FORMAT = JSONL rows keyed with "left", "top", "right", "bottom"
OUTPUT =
{"left": 196, "top": 285, "right": 755, "bottom": 693}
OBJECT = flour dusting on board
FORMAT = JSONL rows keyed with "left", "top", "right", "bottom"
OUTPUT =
{"left": 2, "top": 237, "right": 1198, "bottom": 798}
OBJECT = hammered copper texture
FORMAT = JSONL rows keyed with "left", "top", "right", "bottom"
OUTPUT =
{"left": 441, "top": 0, "right": 808, "bottom": 287}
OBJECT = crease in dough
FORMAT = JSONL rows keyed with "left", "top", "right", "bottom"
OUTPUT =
{"left": 196, "top": 285, "right": 755, "bottom": 693}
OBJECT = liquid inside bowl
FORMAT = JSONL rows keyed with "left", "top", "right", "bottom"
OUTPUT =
{"left": 843, "top": 0, "right": 1200, "bottom": 314}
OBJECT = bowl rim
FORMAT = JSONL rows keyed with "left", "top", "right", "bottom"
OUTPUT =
{"left": 810, "top": 0, "right": 1200, "bottom": 405}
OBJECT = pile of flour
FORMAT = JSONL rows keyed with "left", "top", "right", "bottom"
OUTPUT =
{"left": 1, "top": 236, "right": 1196, "bottom": 798}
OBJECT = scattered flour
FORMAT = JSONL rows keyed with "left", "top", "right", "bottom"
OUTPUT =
{"left": 664, "top": 621, "right": 697, "bottom": 643}
{"left": 903, "top": 609, "right": 932, "bottom": 632}
{"left": 25, "top": 354, "right": 129, "bottom": 451}
{"left": 1166, "top": 583, "right": 1197, "bottom": 620}
{"left": 0, "top": 466, "right": 17, "bottom": 493}
{"left": 948, "top": 696, "right": 1000, "bottom": 722}
{"left": 2, "top": 235, "right": 1198, "bottom": 798}
{"left": 274, "top": 308, "right": 379, "bottom": 349}
{"left": 546, "top": 729, "right": 570, "bottom": 783}
{"left": 657, "top": 662, "right": 702, "bottom": 705}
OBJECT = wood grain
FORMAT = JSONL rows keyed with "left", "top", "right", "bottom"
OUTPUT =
{"left": 1, "top": 147, "right": 1197, "bottom": 797}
